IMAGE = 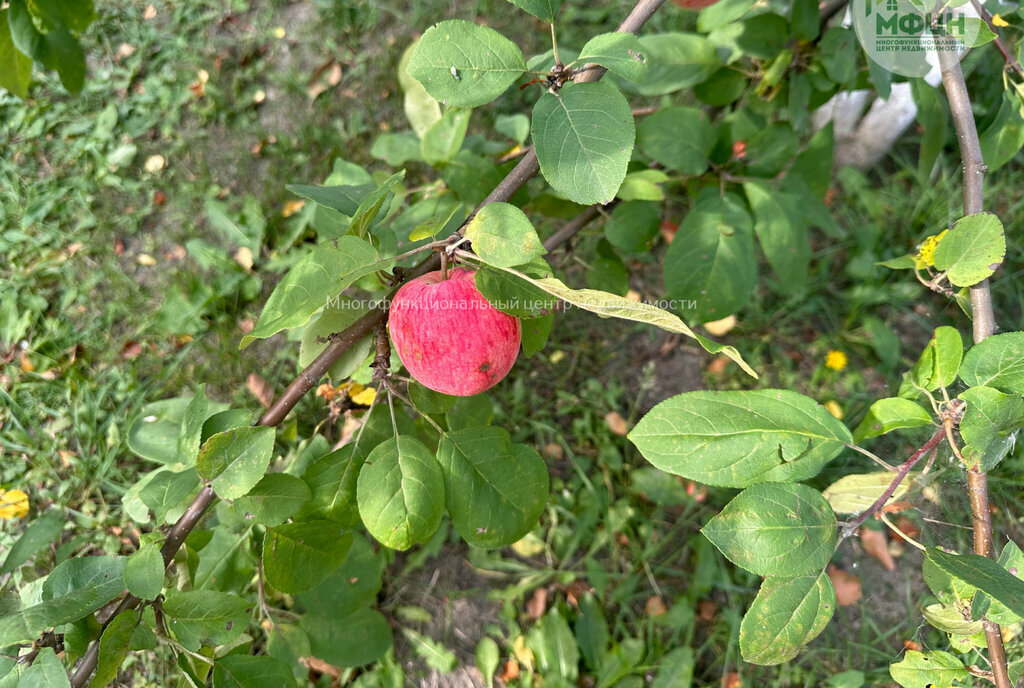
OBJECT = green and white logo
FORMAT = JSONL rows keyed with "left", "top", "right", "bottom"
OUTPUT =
{"left": 852, "top": 0, "right": 980, "bottom": 77}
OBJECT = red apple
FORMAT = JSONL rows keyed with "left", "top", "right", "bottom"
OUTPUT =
{"left": 388, "top": 267, "right": 521, "bottom": 397}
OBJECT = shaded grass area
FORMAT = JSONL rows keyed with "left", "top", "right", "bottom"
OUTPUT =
{"left": 2, "top": 0, "right": 1024, "bottom": 686}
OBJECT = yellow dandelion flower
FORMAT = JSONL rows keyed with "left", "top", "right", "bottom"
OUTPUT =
{"left": 916, "top": 230, "right": 948, "bottom": 268}
{"left": 0, "top": 489, "right": 29, "bottom": 520}
{"left": 992, "top": 14, "right": 1009, "bottom": 28}
{"left": 825, "top": 349, "right": 848, "bottom": 371}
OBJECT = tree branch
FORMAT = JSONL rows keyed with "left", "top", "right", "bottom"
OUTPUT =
{"left": 969, "top": 0, "right": 1024, "bottom": 80}
{"left": 939, "top": 45, "right": 1009, "bottom": 688}
{"left": 67, "top": 2, "right": 667, "bottom": 685}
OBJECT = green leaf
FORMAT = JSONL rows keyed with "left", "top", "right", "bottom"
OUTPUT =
{"left": 494, "top": 269, "right": 756, "bottom": 377}
{"left": 177, "top": 385, "right": 209, "bottom": 465}
{"left": 693, "top": 67, "right": 747, "bottom": 107}
{"left": 522, "top": 314, "right": 553, "bottom": 357}
{"left": 357, "top": 436, "right": 445, "bottom": 550}
{"left": 407, "top": 20, "right": 526, "bottom": 108}
{"left": 437, "top": 427, "right": 549, "bottom": 548}
{"left": 43, "top": 555, "right": 125, "bottom": 600}
{"left": 744, "top": 181, "right": 809, "bottom": 293}
{"left": 889, "top": 650, "right": 967, "bottom": 688}
{"left": 17, "top": 648, "right": 69, "bottom": 688}
{"left": 663, "top": 190, "right": 755, "bottom": 322}
{"left": 349, "top": 170, "right": 406, "bottom": 239}
{"left": 921, "top": 602, "right": 984, "bottom": 635}
{"left": 0, "top": 9, "right": 32, "bottom": 98}
{"left": 932, "top": 213, "right": 1006, "bottom": 287}
{"left": 465, "top": 202, "right": 546, "bottom": 268}
{"left": 0, "top": 508, "right": 64, "bottom": 574}
{"left": 911, "top": 80, "right": 948, "bottom": 182}
{"left": 475, "top": 637, "right": 500, "bottom": 686}
{"left": 505, "top": 0, "right": 561, "bottom": 22}
{"left": 494, "top": 113, "right": 530, "bottom": 144}
{"left": 817, "top": 28, "right": 856, "bottom": 85}
{"left": 296, "top": 535, "right": 382, "bottom": 618}
{"left": 266, "top": 624, "right": 311, "bottom": 682}
{"left": 958, "top": 386, "right": 1024, "bottom": 471}
{"left": 616, "top": 169, "right": 669, "bottom": 202}
{"left": 128, "top": 396, "right": 226, "bottom": 464}
{"left": 399, "top": 40, "right": 442, "bottom": 138}
{"left": 0, "top": 556, "right": 126, "bottom": 646}
{"left": 576, "top": 32, "right": 649, "bottom": 83}
{"left": 233, "top": 473, "right": 311, "bottom": 526}
{"left": 299, "top": 445, "right": 368, "bottom": 526}
{"left": 285, "top": 183, "right": 373, "bottom": 216}
{"left": 651, "top": 647, "right": 694, "bottom": 688}
{"left": 629, "top": 389, "right": 849, "bottom": 487}
{"left": 139, "top": 468, "right": 199, "bottom": 524}
{"left": 408, "top": 382, "right": 456, "bottom": 414}
{"left": 604, "top": 201, "right": 660, "bottom": 253}
{"left": 979, "top": 93, "right": 1024, "bottom": 172}
{"left": 402, "top": 628, "right": 458, "bottom": 672}
{"left": 421, "top": 108, "right": 471, "bottom": 166}
{"left": 263, "top": 521, "right": 354, "bottom": 593}
{"left": 899, "top": 326, "right": 963, "bottom": 396}
{"left": 791, "top": 0, "right": 820, "bottom": 40}
{"left": 822, "top": 471, "right": 917, "bottom": 515}
{"left": 302, "top": 608, "right": 393, "bottom": 667}
{"left": 624, "top": 33, "right": 719, "bottom": 96}
{"left": 574, "top": 593, "right": 609, "bottom": 671}
{"left": 474, "top": 267, "right": 558, "bottom": 319}
{"left": 526, "top": 609, "right": 578, "bottom": 680}
{"left": 162, "top": 590, "right": 251, "bottom": 652}
{"left": 241, "top": 237, "right": 381, "bottom": 348}
{"left": 983, "top": 541, "right": 1024, "bottom": 625}
{"left": 195, "top": 426, "right": 276, "bottom": 500}
{"left": 371, "top": 132, "right": 424, "bottom": 166}
{"left": 123, "top": 543, "right": 164, "bottom": 600}
{"left": 212, "top": 655, "right": 295, "bottom": 688}
{"left": 702, "top": 483, "right": 836, "bottom": 576}
{"left": 532, "top": 81, "right": 635, "bottom": 205}
{"left": 89, "top": 611, "right": 137, "bottom": 688}
{"left": 960, "top": 332, "right": 1024, "bottom": 394}
{"left": 740, "top": 570, "right": 835, "bottom": 665}
{"left": 298, "top": 297, "right": 374, "bottom": 380}
{"left": 927, "top": 548, "right": 1024, "bottom": 619}
{"left": 852, "top": 398, "right": 933, "bottom": 442}
{"left": 636, "top": 106, "right": 713, "bottom": 175}
{"left": 192, "top": 526, "right": 249, "bottom": 590}
{"left": 8, "top": 0, "right": 84, "bottom": 92}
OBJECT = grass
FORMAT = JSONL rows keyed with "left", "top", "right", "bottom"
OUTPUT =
{"left": 3, "top": 0, "right": 1024, "bottom": 686}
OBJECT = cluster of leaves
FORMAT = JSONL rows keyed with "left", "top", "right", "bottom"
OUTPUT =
{"left": 0, "top": 0, "right": 96, "bottom": 96}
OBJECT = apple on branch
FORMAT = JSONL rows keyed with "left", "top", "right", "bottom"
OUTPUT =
{"left": 388, "top": 267, "right": 521, "bottom": 397}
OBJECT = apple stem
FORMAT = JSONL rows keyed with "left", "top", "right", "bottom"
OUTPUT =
{"left": 440, "top": 250, "right": 449, "bottom": 281}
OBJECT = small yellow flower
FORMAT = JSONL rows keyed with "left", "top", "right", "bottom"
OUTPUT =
{"left": 0, "top": 489, "right": 29, "bottom": 520}
{"left": 823, "top": 400, "right": 844, "bottom": 420}
{"left": 825, "top": 350, "right": 848, "bottom": 371}
{"left": 992, "top": 14, "right": 1009, "bottom": 28}
{"left": 916, "top": 230, "right": 948, "bottom": 268}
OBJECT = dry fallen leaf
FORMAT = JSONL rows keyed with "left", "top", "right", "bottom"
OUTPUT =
{"left": 113, "top": 238, "right": 125, "bottom": 256}
{"left": 895, "top": 516, "right": 921, "bottom": 539}
{"left": 137, "top": 253, "right": 157, "bottom": 266}
{"left": 143, "top": 155, "right": 166, "bottom": 174}
{"left": 722, "top": 671, "right": 742, "bottom": 688}
{"left": 543, "top": 442, "right": 564, "bottom": 460}
{"left": 116, "top": 42, "right": 136, "bottom": 60}
{"left": 827, "top": 564, "right": 862, "bottom": 606}
{"left": 703, "top": 314, "right": 737, "bottom": 337}
{"left": 697, "top": 599, "right": 717, "bottom": 621}
{"left": 645, "top": 596, "right": 667, "bottom": 618}
{"left": 281, "top": 199, "right": 305, "bottom": 218}
{"left": 498, "top": 659, "right": 519, "bottom": 682}
{"left": 564, "top": 579, "right": 592, "bottom": 608}
{"left": 625, "top": 288, "right": 642, "bottom": 302}
{"left": 604, "top": 411, "right": 629, "bottom": 436}
{"left": 153, "top": 190, "right": 167, "bottom": 206}
{"left": 238, "top": 318, "right": 255, "bottom": 334}
{"left": 19, "top": 352, "right": 34, "bottom": 373}
{"left": 142, "top": 4, "right": 157, "bottom": 19}
{"left": 860, "top": 526, "right": 896, "bottom": 571}
{"left": 526, "top": 587, "right": 547, "bottom": 619}
{"left": 903, "top": 639, "right": 922, "bottom": 651}
{"left": 660, "top": 219, "right": 678, "bottom": 244}
{"left": 121, "top": 341, "right": 143, "bottom": 359}
{"left": 300, "top": 656, "right": 341, "bottom": 678}
{"left": 234, "top": 246, "right": 254, "bottom": 272}
{"left": 706, "top": 355, "right": 731, "bottom": 376}
{"left": 247, "top": 373, "right": 274, "bottom": 409}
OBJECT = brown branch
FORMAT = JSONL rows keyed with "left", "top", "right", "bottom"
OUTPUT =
{"left": 542, "top": 205, "right": 604, "bottom": 251}
{"left": 939, "top": 45, "right": 1010, "bottom": 688}
{"left": 969, "top": 0, "right": 1024, "bottom": 80}
{"left": 818, "top": 0, "right": 848, "bottom": 30}
{"left": 841, "top": 428, "right": 946, "bottom": 540}
{"left": 67, "top": 2, "right": 667, "bottom": 685}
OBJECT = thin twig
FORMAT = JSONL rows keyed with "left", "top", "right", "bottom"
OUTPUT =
{"left": 969, "top": 0, "right": 1024, "bottom": 80}
{"left": 841, "top": 428, "right": 945, "bottom": 539}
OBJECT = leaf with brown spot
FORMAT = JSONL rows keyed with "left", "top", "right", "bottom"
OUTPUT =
{"left": 859, "top": 527, "right": 896, "bottom": 571}
{"left": 827, "top": 564, "right": 861, "bottom": 606}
